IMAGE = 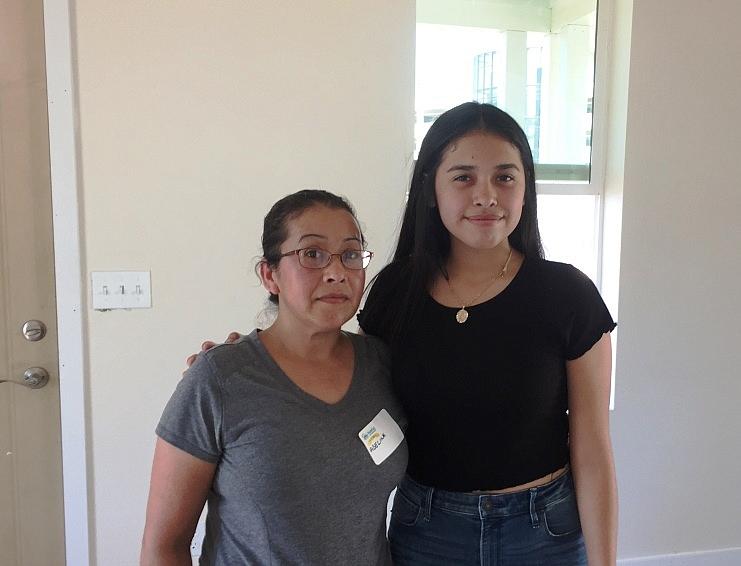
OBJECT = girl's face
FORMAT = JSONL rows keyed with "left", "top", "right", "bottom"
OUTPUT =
{"left": 434, "top": 131, "right": 526, "bottom": 255}
{"left": 263, "top": 205, "right": 366, "bottom": 333}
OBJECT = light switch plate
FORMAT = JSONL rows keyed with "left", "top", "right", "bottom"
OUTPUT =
{"left": 91, "top": 271, "right": 152, "bottom": 310}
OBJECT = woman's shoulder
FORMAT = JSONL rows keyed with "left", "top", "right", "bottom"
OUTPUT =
{"left": 346, "top": 332, "right": 397, "bottom": 403}
{"left": 346, "top": 331, "right": 391, "bottom": 366}
{"left": 195, "top": 330, "right": 266, "bottom": 381}
{"left": 200, "top": 328, "right": 252, "bottom": 355}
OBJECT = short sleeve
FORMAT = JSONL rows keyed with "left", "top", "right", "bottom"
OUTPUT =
{"left": 156, "top": 353, "right": 223, "bottom": 463}
{"left": 564, "top": 266, "right": 617, "bottom": 360}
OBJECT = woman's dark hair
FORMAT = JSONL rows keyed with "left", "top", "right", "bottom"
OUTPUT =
{"left": 363, "top": 102, "right": 543, "bottom": 343}
{"left": 259, "top": 189, "right": 361, "bottom": 305}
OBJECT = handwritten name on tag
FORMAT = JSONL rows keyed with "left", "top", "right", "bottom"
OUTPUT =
{"left": 359, "top": 409, "right": 404, "bottom": 465}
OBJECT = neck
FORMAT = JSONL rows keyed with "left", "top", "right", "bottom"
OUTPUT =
{"left": 260, "top": 317, "right": 345, "bottom": 362}
{"left": 446, "top": 240, "right": 514, "bottom": 281}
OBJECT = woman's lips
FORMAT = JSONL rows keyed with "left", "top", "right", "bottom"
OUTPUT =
{"left": 317, "top": 294, "right": 350, "bottom": 303}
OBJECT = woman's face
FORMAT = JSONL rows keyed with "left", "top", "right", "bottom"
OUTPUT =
{"left": 265, "top": 205, "right": 366, "bottom": 333}
{"left": 434, "top": 131, "right": 526, "bottom": 255}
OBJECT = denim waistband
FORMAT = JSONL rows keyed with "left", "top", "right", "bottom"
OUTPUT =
{"left": 397, "top": 469, "right": 576, "bottom": 521}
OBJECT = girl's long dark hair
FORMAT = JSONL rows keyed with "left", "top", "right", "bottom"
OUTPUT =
{"left": 363, "top": 102, "right": 544, "bottom": 345}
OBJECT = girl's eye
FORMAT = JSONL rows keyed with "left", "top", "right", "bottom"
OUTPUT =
{"left": 453, "top": 174, "right": 471, "bottom": 182}
{"left": 498, "top": 174, "right": 515, "bottom": 183}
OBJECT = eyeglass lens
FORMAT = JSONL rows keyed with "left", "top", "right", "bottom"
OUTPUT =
{"left": 298, "top": 248, "right": 370, "bottom": 269}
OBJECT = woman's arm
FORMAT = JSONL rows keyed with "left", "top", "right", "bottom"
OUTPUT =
{"left": 567, "top": 333, "right": 618, "bottom": 566}
{"left": 140, "top": 438, "right": 217, "bottom": 566}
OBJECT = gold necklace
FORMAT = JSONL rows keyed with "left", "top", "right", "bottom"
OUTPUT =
{"left": 446, "top": 248, "right": 513, "bottom": 324}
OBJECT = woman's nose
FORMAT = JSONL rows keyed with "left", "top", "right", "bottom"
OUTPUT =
{"left": 322, "top": 254, "right": 347, "bottom": 282}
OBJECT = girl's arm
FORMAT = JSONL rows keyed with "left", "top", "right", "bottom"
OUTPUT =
{"left": 140, "top": 438, "right": 217, "bottom": 566}
{"left": 567, "top": 333, "right": 618, "bottom": 566}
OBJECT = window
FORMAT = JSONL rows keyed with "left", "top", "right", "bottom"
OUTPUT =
{"left": 416, "top": 0, "right": 608, "bottom": 284}
{"left": 525, "top": 46, "right": 543, "bottom": 161}
{"left": 473, "top": 51, "right": 498, "bottom": 106}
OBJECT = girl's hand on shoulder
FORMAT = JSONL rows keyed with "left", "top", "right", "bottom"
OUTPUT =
{"left": 185, "top": 331, "right": 243, "bottom": 369}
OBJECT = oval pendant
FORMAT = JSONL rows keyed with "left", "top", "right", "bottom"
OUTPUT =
{"left": 456, "top": 308, "right": 469, "bottom": 324}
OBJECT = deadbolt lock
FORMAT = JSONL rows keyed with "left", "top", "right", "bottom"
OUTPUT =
{"left": 21, "top": 320, "right": 47, "bottom": 342}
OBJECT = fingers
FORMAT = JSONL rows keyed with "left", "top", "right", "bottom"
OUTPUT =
{"left": 184, "top": 334, "right": 241, "bottom": 374}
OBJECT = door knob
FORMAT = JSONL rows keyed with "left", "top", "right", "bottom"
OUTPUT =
{"left": 0, "top": 367, "right": 50, "bottom": 389}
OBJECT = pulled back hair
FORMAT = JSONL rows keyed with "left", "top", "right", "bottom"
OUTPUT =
{"left": 259, "top": 189, "right": 361, "bottom": 305}
{"left": 362, "top": 102, "right": 544, "bottom": 344}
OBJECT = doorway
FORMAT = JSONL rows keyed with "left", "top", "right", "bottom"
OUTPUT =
{"left": 0, "top": 0, "right": 67, "bottom": 563}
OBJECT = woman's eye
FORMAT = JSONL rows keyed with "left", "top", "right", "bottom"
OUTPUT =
{"left": 344, "top": 250, "right": 361, "bottom": 260}
{"left": 498, "top": 174, "right": 515, "bottom": 183}
{"left": 453, "top": 174, "right": 471, "bottom": 183}
{"left": 303, "top": 248, "right": 321, "bottom": 259}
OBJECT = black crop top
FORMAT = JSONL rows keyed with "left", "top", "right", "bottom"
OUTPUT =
{"left": 358, "top": 258, "right": 616, "bottom": 491}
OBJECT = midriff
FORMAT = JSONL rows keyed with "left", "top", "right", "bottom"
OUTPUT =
{"left": 470, "top": 465, "right": 568, "bottom": 495}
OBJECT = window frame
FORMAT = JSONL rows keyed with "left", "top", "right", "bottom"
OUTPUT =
{"left": 534, "top": 0, "right": 613, "bottom": 291}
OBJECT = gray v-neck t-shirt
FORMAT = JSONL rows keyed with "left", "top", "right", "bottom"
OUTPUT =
{"left": 156, "top": 330, "right": 408, "bottom": 565}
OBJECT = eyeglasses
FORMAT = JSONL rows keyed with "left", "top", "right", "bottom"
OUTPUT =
{"left": 279, "top": 247, "right": 374, "bottom": 270}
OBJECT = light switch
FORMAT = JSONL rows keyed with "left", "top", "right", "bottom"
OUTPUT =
{"left": 91, "top": 271, "right": 152, "bottom": 310}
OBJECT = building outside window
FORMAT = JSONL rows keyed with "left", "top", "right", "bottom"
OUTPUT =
{"left": 473, "top": 51, "right": 498, "bottom": 106}
{"left": 415, "top": 0, "right": 603, "bottom": 285}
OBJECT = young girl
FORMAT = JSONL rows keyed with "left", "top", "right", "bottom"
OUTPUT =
{"left": 358, "top": 102, "right": 617, "bottom": 565}
{"left": 141, "top": 190, "right": 407, "bottom": 565}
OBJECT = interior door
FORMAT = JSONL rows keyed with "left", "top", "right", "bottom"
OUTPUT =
{"left": 0, "top": 0, "right": 67, "bottom": 564}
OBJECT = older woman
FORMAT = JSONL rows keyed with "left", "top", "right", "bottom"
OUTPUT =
{"left": 141, "top": 190, "right": 407, "bottom": 566}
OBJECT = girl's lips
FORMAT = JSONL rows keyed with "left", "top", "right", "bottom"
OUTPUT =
{"left": 466, "top": 215, "right": 504, "bottom": 223}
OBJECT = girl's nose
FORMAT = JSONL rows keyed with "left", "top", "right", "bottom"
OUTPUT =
{"left": 472, "top": 179, "right": 498, "bottom": 207}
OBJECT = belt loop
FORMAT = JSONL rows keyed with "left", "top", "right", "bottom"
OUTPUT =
{"left": 423, "top": 486, "right": 434, "bottom": 522}
{"left": 529, "top": 488, "right": 539, "bottom": 528}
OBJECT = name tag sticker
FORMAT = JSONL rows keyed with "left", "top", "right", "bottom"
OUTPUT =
{"left": 358, "top": 409, "right": 404, "bottom": 465}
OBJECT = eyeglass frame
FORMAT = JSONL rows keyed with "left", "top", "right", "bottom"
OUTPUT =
{"left": 278, "top": 247, "right": 374, "bottom": 270}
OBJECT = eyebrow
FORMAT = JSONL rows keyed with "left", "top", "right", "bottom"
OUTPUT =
{"left": 298, "top": 234, "right": 362, "bottom": 243}
{"left": 445, "top": 163, "right": 521, "bottom": 173}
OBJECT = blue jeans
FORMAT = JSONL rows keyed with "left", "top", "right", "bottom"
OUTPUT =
{"left": 388, "top": 471, "right": 587, "bottom": 566}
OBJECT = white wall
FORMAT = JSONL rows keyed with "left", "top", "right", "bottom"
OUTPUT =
{"left": 613, "top": 0, "right": 741, "bottom": 561}
{"left": 72, "top": 2, "right": 414, "bottom": 564}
